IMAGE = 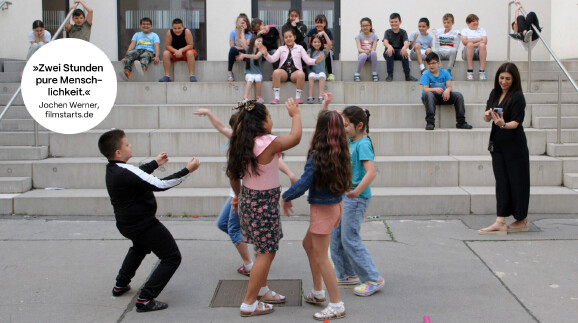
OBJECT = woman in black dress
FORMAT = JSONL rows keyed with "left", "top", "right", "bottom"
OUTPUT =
{"left": 478, "top": 62, "right": 530, "bottom": 235}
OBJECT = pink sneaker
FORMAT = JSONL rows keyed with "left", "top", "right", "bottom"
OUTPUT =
{"left": 295, "top": 98, "right": 304, "bottom": 104}
{"left": 270, "top": 98, "right": 280, "bottom": 104}
{"left": 256, "top": 97, "right": 264, "bottom": 104}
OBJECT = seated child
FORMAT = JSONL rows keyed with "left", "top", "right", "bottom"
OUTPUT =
{"left": 251, "top": 18, "right": 280, "bottom": 69}
{"left": 307, "top": 35, "right": 327, "bottom": 103}
{"left": 355, "top": 17, "right": 379, "bottom": 82}
{"left": 64, "top": 0, "right": 93, "bottom": 41}
{"left": 239, "top": 35, "right": 265, "bottom": 103}
{"left": 307, "top": 14, "right": 335, "bottom": 81}
{"left": 461, "top": 14, "right": 487, "bottom": 81}
{"left": 383, "top": 13, "right": 417, "bottom": 82}
{"left": 119, "top": 17, "right": 160, "bottom": 81}
{"left": 419, "top": 52, "right": 472, "bottom": 130}
{"left": 432, "top": 13, "right": 461, "bottom": 75}
{"left": 27, "top": 20, "right": 51, "bottom": 61}
{"left": 159, "top": 18, "right": 198, "bottom": 82}
{"left": 98, "top": 129, "right": 200, "bottom": 313}
{"left": 409, "top": 18, "right": 434, "bottom": 75}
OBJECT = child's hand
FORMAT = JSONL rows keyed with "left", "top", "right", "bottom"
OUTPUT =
{"left": 174, "top": 50, "right": 183, "bottom": 58}
{"left": 401, "top": 49, "right": 409, "bottom": 58}
{"left": 346, "top": 189, "right": 360, "bottom": 198}
{"left": 314, "top": 52, "right": 325, "bottom": 64}
{"left": 186, "top": 157, "right": 201, "bottom": 172}
{"left": 285, "top": 98, "right": 301, "bottom": 118}
{"left": 257, "top": 43, "right": 267, "bottom": 54}
{"left": 153, "top": 57, "right": 160, "bottom": 64}
{"left": 231, "top": 195, "right": 239, "bottom": 213}
{"left": 442, "top": 89, "right": 451, "bottom": 101}
{"left": 386, "top": 46, "right": 393, "bottom": 57}
{"left": 193, "top": 108, "right": 211, "bottom": 116}
{"left": 236, "top": 54, "right": 244, "bottom": 61}
{"left": 322, "top": 92, "right": 332, "bottom": 111}
{"left": 155, "top": 152, "right": 168, "bottom": 166}
{"left": 289, "top": 174, "right": 298, "bottom": 185}
{"left": 282, "top": 200, "right": 293, "bottom": 216}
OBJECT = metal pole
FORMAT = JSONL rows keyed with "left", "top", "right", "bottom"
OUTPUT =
{"left": 34, "top": 121, "right": 39, "bottom": 147}
{"left": 557, "top": 73, "right": 562, "bottom": 144}
{"left": 0, "top": 87, "right": 21, "bottom": 121}
{"left": 527, "top": 40, "right": 532, "bottom": 93}
{"left": 507, "top": 1, "right": 514, "bottom": 62}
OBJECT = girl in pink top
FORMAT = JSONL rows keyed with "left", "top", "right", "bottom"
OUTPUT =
{"left": 259, "top": 28, "right": 325, "bottom": 104}
{"left": 227, "top": 98, "right": 302, "bottom": 317}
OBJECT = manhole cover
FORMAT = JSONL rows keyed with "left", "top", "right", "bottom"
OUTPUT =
{"left": 210, "top": 279, "right": 302, "bottom": 307}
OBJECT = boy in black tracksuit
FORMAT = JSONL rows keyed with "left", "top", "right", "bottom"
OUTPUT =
{"left": 98, "top": 129, "right": 200, "bottom": 313}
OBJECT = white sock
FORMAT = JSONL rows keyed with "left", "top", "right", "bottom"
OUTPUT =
{"left": 329, "top": 301, "right": 344, "bottom": 309}
{"left": 420, "top": 64, "right": 425, "bottom": 70}
{"left": 295, "top": 89, "right": 302, "bottom": 99}
{"left": 274, "top": 88, "right": 280, "bottom": 100}
{"left": 240, "top": 300, "right": 258, "bottom": 312}
{"left": 244, "top": 261, "right": 253, "bottom": 271}
{"left": 258, "top": 286, "right": 269, "bottom": 297}
{"left": 312, "top": 289, "right": 325, "bottom": 298}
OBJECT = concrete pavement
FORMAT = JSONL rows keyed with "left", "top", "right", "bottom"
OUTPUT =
{"left": 0, "top": 214, "right": 577, "bottom": 323}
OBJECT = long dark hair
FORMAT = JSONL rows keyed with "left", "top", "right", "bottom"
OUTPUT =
{"left": 226, "top": 102, "right": 269, "bottom": 180}
{"left": 342, "top": 105, "right": 374, "bottom": 152}
{"left": 245, "top": 35, "right": 262, "bottom": 70}
{"left": 307, "top": 111, "right": 352, "bottom": 194}
{"left": 32, "top": 20, "right": 45, "bottom": 29}
{"left": 491, "top": 62, "right": 522, "bottom": 107}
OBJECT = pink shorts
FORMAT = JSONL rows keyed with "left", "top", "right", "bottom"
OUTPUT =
{"left": 309, "top": 202, "right": 343, "bottom": 235}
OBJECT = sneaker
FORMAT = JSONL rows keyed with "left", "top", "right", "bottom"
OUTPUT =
{"left": 406, "top": 75, "right": 418, "bottom": 81}
{"left": 158, "top": 75, "right": 172, "bottom": 82}
{"left": 133, "top": 61, "right": 145, "bottom": 76}
{"left": 524, "top": 30, "right": 533, "bottom": 43}
{"left": 456, "top": 122, "right": 473, "bottom": 129}
{"left": 509, "top": 32, "right": 524, "bottom": 41}
{"left": 307, "top": 97, "right": 315, "bottom": 104}
{"left": 237, "top": 264, "right": 251, "bottom": 276}
{"left": 425, "top": 124, "right": 435, "bottom": 130}
{"left": 135, "top": 299, "right": 168, "bottom": 313}
{"left": 354, "top": 74, "right": 361, "bottom": 82}
{"left": 327, "top": 74, "right": 335, "bottom": 81}
{"left": 256, "top": 97, "right": 264, "bottom": 104}
{"left": 386, "top": 74, "right": 393, "bottom": 82}
{"left": 313, "top": 303, "right": 346, "bottom": 321}
{"left": 466, "top": 72, "right": 474, "bottom": 81}
{"left": 227, "top": 72, "right": 234, "bottom": 82}
{"left": 112, "top": 285, "right": 131, "bottom": 297}
{"left": 269, "top": 98, "right": 280, "bottom": 104}
{"left": 337, "top": 276, "right": 360, "bottom": 285}
{"left": 189, "top": 75, "right": 198, "bottom": 82}
{"left": 318, "top": 97, "right": 324, "bottom": 104}
{"left": 479, "top": 72, "right": 487, "bottom": 81}
{"left": 420, "top": 68, "right": 426, "bottom": 75}
{"left": 119, "top": 69, "right": 130, "bottom": 81}
{"left": 353, "top": 276, "right": 385, "bottom": 297}
{"left": 295, "top": 98, "right": 304, "bottom": 104}
{"left": 372, "top": 73, "right": 379, "bottom": 82}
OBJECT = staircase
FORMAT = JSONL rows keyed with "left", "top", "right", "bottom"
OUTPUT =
{"left": 1, "top": 59, "right": 577, "bottom": 216}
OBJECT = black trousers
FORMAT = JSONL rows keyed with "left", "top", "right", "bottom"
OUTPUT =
{"left": 116, "top": 221, "right": 182, "bottom": 300}
{"left": 421, "top": 91, "right": 466, "bottom": 125}
{"left": 517, "top": 12, "right": 541, "bottom": 41}
{"left": 491, "top": 150, "right": 530, "bottom": 220}
{"left": 228, "top": 47, "right": 246, "bottom": 72}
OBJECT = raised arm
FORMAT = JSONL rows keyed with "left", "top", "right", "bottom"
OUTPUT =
{"left": 193, "top": 108, "right": 233, "bottom": 138}
{"left": 269, "top": 98, "right": 302, "bottom": 153}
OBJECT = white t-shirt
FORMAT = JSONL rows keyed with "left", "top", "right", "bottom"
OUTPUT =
{"left": 460, "top": 27, "right": 486, "bottom": 41}
{"left": 28, "top": 30, "right": 51, "bottom": 43}
{"left": 433, "top": 28, "right": 460, "bottom": 51}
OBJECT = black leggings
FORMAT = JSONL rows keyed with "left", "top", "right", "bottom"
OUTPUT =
{"left": 116, "top": 221, "right": 182, "bottom": 300}
{"left": 228, "top": 47, "right": 246, "bottom": 72}
{"left": 516, "top": 12, "right": 541, "bottom": 41}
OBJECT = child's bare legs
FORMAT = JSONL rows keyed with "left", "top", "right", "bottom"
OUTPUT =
{"left": 271, "top": 69, "right": 288, "bottom": 102}
{"left": 255, "top": 81, "right": 262, "bottom": 99}
{"left": 236, "top": 242, "right": 252, "bottom": 265}
{"left": 414, "top": 43, "right": 424, "bottom": 66}
{"left": 308, "top": 77, "right": 315, "bottom": 98}
{"left": 186, "top": 50, "right": 196, "bottom": 76}
{"left": 465, "top": 43, "right": 476, "bottom": 70}
{"left": 242, "top": 252, "right": 276, "bottom": 304}
{"left": 290, "top": 70, "right": 305, "bottom": 90}
{"left": 318, "top": 77, "right": 326, "bottom": 98}
{"left": 244, "top": 80, "right": 253, "bottom": 99}
{"left": 478, "top": 43, "right": 487, "bottom": 71}
{"left": 303, "top": 230, "right": 341, "bottom": 303}
{"left": 162, "top": 50, "right": 172, "bottom": 76}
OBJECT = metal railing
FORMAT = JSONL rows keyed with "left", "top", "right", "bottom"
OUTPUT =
{"left": 0, "top": 4, "right": 83, "bottom": 146}
{"left": 507, "top": 1, "right": 578, "bottom": 144}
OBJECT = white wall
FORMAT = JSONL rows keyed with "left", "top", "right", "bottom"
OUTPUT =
{"left": 206, "top": 0, "right": 251, "bottom": 61}
{"left": 89, "top": 0, "right": 118, "bottom": 61}
{"left": 551, "top": 0, "right": 578, "bottom": 59}
{"left": 0, "top": 0, "right": 42, "bottom": 60}
{"left": 340, "top": 0, "right": 552, "bottom": 61}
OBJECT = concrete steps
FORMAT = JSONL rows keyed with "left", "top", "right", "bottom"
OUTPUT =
{"left": 563, "top": 173, "right": 578, "bottom": 189}
{"left": 547, "top": 143, "right": 578, "bottom": 157}
{"left": 0, "top": 177, "right": 32, "bottom": 193}
{"left": 533, "top": 117, "right": 578, "bottom": 129}
{"left": 0, "top": 146, "right": 48, "bottom": 160}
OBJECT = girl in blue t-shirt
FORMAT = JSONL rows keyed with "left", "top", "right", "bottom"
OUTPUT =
{"left": 227, "top": 13, "right": 252, "bottom": 82}
{"left": 306, "top": 36, "right": 326, "bottom": 104}
{"left": 239, "top": 35, "right": 264, "bottom": 103}
{"left": 330, "top": 106, "right": 385, "bottom": 297}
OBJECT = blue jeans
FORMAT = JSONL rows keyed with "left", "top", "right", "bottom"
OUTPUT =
{"left": 330, "top": 196, "right": 380, "bottom": 283}
{"left": 383, "top": 49, "right": 410, "bottom": 77}
{"left": 217, "top": 196, "right": 242, "bottom": 245}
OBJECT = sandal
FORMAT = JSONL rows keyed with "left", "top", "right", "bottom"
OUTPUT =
{"left": 508, "top": 219, "right": 529, "bottom": 232}
{"left": 257, "top": 290, "right": 286, "bottom": 304}
{"left": 313, "top": 304, "right": 346, "bottom": 321}
{"left": 303, "top": 291, "right": 326, "bottom": 304}
{"left": 478, "top": 219, "right": 507, "bottom": 235}
{"left": 240, "top": 301, "right": 274, "bottom": 317}
{"left": 237, "top": 264, "right": 251, "bottom": 276}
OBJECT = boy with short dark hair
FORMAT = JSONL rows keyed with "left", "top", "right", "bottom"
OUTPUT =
{"left": 64, "top": 0, "right": 93, "bottom": 41}
{"left": 119, "top": 17, "right": 160, "bottom": 81}
{"left": 383, "top": 13, "right": 417, "bottom": 82}
{"left": 419, "top": 52, "right": 472, "bottom": 130}
{"left": 98, "top": 129, "right": 200, "bottom": 313}
{"left": 159, "top": 18, "right": 198, "bottom": 82}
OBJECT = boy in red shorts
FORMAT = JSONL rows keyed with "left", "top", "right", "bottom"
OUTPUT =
{"left": 159, "top": 18, "right": 198, "bottom": 82}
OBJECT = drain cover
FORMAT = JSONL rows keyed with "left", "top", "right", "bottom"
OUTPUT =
{"left": 210, "top": 279, "right": 302, "bottom": 307}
